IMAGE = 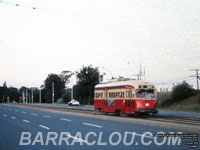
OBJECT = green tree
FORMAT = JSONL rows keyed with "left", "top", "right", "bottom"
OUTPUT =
{"left": 3, "top": 81, "right": 7, "bottom": 88}
{"left": 74, "top": 65, "right": 100, "bottom": 105}
{"left": 0, "top": 82, "right": 9, "bottom": 103}
{"left": 44, "top": 74, "right": 65, "bottom": 103}
{"left": 160, "top": 81, "right": 196, "bottom": 107}
{"left": 8, "top": 87, "right": 19, "bottom": 102}
{"left": 59, "top": 70, "right": 74, "bottom": 84}
{"left": 0, "top": 86, "right": 6, "bottom": 103}
{"left": 62, "top": 89, "right": 71, "bottom": 103}
{"left": 0, "top": 82, "right": 20, "bottom": 103}
{"left": 171, "top": 81, "right": 195, "bottom": 101}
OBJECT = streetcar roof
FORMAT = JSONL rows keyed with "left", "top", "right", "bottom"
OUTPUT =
{"left": 95, "top": 80, "right": 154, "bottom": 89}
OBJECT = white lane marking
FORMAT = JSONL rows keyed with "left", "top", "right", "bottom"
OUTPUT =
{"left": 83, "top": 122, "right": 102, "bottom": 128}
{"left": 134, "top": 133, "right": 154, "bottom": 139}
{"left": 21, "top": 111, "right": 27, "bottom": 114}
{"left": 15, "top": 110, "right": 19, "bottom": 112}
{"left": 3, "top": 108, "right": 6, "bottom": 110}
{"left": 11, "top": 116, "right": 16, "bottom": 119}
{"left": 22, "top": 120, "right": 30, "bottom": 123}
{"left": 39, "top": 125, "right": 50, "bottom": 130}
{"left": 43, "top": 115, "right": 51, "bottom": 118}
{"left": 31, "top": 113, "right": 38, "bottom": 116}
{"left": 60, "top": 118, "right": 71, "bottom": 122}
{"left": 0, "top": 106, "right": 2, "bottom": 108}
{"left": 9, "top": 108, "right": 12, "bottom": 111}
{"left": 67, "top": 134, "right": 88, "bottom": 143}
{"left": 3, "top": 114, "right": 7, "bottom": 117}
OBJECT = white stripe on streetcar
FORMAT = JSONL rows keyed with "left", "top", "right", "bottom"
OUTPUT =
{"left": 3, "top": 114, "right": 7, "bottom": 117}
{"left": 11, "top": 116, "right": 16, "bottom": 119}
{"left": 60, "top": 118, "right": 71, "bottom": 122}
{"left": 83, "top": 122, "right": 102, "bottom": 128}
{"left": 39, "top": 125, "right": 50, "bottom": 130}
{"left": 22, "top": 120, "right": 30, "bottom": 123}
{"left": 31, "top": 113, "right": 38, "bottom": 116}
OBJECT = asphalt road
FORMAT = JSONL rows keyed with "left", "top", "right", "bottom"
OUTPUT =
{"left": 0, "top": 104, "right": 199, "bottom": 150}
{"left": 32, "top": 103, "right": 200, "bottom": 117}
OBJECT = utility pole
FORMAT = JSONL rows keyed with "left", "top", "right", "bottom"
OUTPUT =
{"left": 2, "top": 95, "right": 4, "bottom": 103}
{"left": 22, "top": 91, "right": 25, "bottom": 103}
{"left": 31, "top": 88, "right": 33, "bottom": 104}
{"left": 39, "top": 89, "right": 41, "bottom": 104}
{"left": 138, "top": 64, "right": 145, "bottom": 80}
{"left": 52, "top": 82, "right": 54, "bottom": 104}
{"left": 26, "top": 89, "right": 28, "bottom": 103}
{"left": 190, "top": 69, "right": 200, "bottom": 104}
{"left": 127, "top": 61, "right": 146, "bottom": 80}
{"left": 71, "top": 86, "right": 73, "bottom": 100}
{"left": 139, "top": 64, "right": 142, "bottom": 80}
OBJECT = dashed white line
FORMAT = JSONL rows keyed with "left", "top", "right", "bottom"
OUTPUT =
{"left": 39, "top": 125, "right": 50, "bottom": 130}
{"left": 31, "top": 113, "right": 38, "bottom": 116}
{"left": 11, "top": 116, "right": 16, "bottom": 119}
{"left": 15, "top": 110, "right": 19, "bottom": 112}
{"left": 83, "top": 122, "right": 102, "bottom": 128}
{"left": 3, "top": 108, "right": 6, "bottom": 110}
{"left": 9, "top": 108, "right": 12, "bottom": 111}
{"left": 133, "top": 133, "right": 154, "bottom": 139}
{"left": 3, "top": 114, "right": 7, "bottom": 117}
{"left": 67, "top": 135, "right": 88, "bottom": 143}
{"left": 43, "top": 115, "right": 51, "bottom": 118}
{"left": 0, "top": 106, "right": 2, "bottom": 108}
{"left": 21, "top": 111, "right": 27, "bottom": 114}
{"left": 60, "top": 118, "right": 71, "bottom": 122}
{"left": 112, "top": 132, "right": 154, "bottom": 139}
{"left": 22, "top": 120, "right": 30, "bottom": 123}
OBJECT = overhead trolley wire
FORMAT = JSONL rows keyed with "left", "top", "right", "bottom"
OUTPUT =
{"left": 0, "top": 0, "right": 37, "bottom": 10}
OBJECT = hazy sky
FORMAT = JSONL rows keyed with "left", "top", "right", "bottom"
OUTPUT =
{"left": 0, "top": 0, "right": 200, "bottom": 88}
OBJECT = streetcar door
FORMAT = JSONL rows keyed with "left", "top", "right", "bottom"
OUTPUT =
{"left": 105, "top": 89, "right": 108, "bottom": 112}
{"left": 130, "top": 90, "right": 135, "bottom": 113}
{"left": 126, "top": 89, "right": 134, "bottom": 113}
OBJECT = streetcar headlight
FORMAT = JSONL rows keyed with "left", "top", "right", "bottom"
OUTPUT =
{"left": 145, "top": 103, "right": 149, "bottom": 106}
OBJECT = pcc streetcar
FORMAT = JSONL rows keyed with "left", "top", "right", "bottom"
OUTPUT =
{"left": 94, "top": 79, "right": 158, "bottom": 115}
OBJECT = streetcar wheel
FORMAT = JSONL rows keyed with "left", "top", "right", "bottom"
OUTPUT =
{"left": 119, "top": 110, "right": 127, "bottom": 117}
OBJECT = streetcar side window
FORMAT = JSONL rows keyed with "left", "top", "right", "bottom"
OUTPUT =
{"left": 95, "top": 92, "right": 104, "bottom": 99}
{"left": 108, "top": 91, "right": 125, "bottom": 98}
{"left": 126, "top": 91, "right": 135, "bottom": 98}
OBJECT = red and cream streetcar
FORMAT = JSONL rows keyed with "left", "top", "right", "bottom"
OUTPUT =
{"left": 94, "top": 79, "right": 158, "bottom": 115}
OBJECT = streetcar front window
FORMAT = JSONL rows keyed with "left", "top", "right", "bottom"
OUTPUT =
{"left": 136, "top": 90, "right": 156, "bottom": 99}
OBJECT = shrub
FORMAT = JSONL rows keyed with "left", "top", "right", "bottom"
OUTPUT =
{"left": 56, "top": 98, "right": 63, "bottom": 104}
{"left": 171, "top": 81, "right": 195, "bottom": 101}
{"left": 160, "top": 81, "right": 196, "bottom": 107}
